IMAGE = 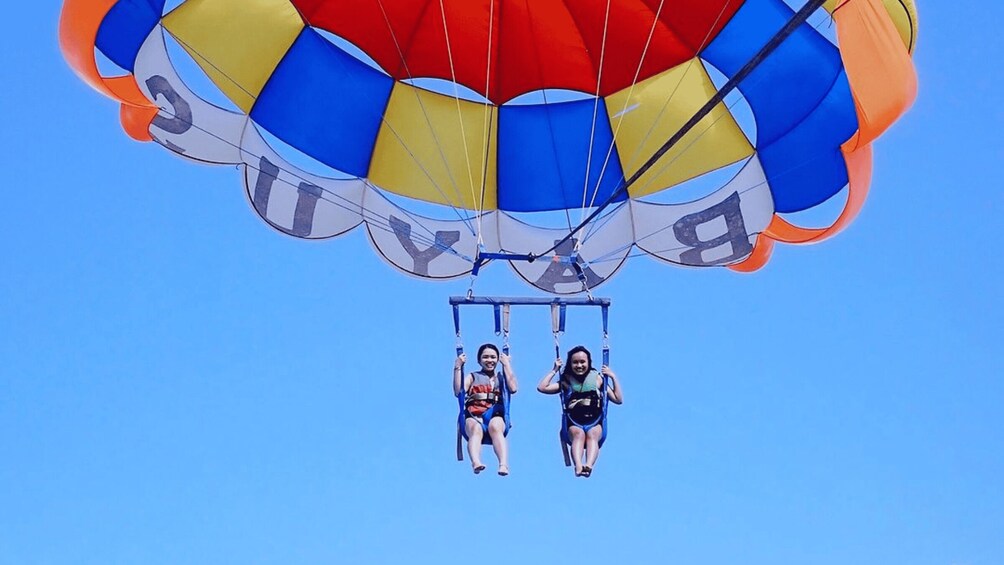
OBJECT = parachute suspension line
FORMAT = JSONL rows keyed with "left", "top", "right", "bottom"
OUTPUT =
{"left": 582, "top": 0, "right": 733, "bottom": 245}
{"left": 358, "top": 179, "right": 476, "bottom": 256}
{"left": 577, "top": 203, "right": 627, "bottom": 248}
{"left": 475, "top": 0, "right": 499, "bottom": 248}
{"left": 161, "top": 30, "right": 257, "bottom": 101}
{"left": 371, "top": 1, "right": 480, "bottom": 234}
{"left": 437, "top": 0, "right": 482, "bottom": 228}
{"left": 610, "top": 2, "right": 735, "bottom": 185}
{"left": 577, "top": 0, "right": 614, "bottom": 247}
{"left": 583, "top": 0, "right": 668, "bottom": 213}
{"left": 535, "top": 0, "right": 830, "bottom": 260}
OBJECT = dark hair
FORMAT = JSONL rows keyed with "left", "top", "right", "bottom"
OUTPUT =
{"left": 477, "top": 343, "right": 499, "bottom": 359}
{"left": 561, "top": 345, "right": 593, "bottom": 380}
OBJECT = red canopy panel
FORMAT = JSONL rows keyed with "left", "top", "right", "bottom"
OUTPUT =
{"left": 292, "top": 0, "right": 744, "bottom": 103}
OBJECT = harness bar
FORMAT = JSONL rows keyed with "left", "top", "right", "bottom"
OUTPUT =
{"left": 450, "top": 297, "right": 611, "bottom": 307}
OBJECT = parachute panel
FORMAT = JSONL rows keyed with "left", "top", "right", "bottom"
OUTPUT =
{"left": 634, "top": 156, "right": 774, "bottom": 267}
{"left": 497, "top": 208, "right": 633, "bottom": 295}
{"left": 369, "top": 83, "right": 498, "bottom": 211}
{"left": 702, "top": 0, "right": 858, "bottom": 213}
{"left": 95, "top": 0, "right": 164, "bottom": 72}
{"left": 250, "top": 28, "right": 395, "bottom": 178}
{"left": 364, "top": 190, "right": 488, "bottom": 280}
{"left": 497, "top": 98, "right": 625, "bottom": 213}
{"left": 62, "top": 0, "right": 919, "bottom": 291}
{"left": 241, "top": 126, "right": 365, "bottom": 239}
{"left": 757, "top": 70, "right": 858, "bottom": 213}
{"left": 133, "top": 28, "right": 246, "bottom": 164}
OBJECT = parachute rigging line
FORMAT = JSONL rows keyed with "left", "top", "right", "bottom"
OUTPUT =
{"left": 536, "top": 0, "right": 830, "bottom": 260}
{"left": 580, "top": 0, "right": 738, "bottom": 247}
{"left": 578, "top": 0, "right": 614, "bottom": 232}
{"left": 475, "top": 0, "right": 498, "bottom": 246}
{"left": 586, "top": 3, "right": 738, "bottom": 214}
{"left": 582, "top": 0, "right": 733, "bottom": 230}
{"left": 435, "top": 0, "right": 483, "bottom": 227}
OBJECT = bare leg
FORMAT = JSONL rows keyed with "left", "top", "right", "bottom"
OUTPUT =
{"left": 465, "top": 418, "right": 486, "bottom": 473}
{"left": 487, "top": 417, "right": 509, "bottom": 475}
{"left": 569, "top": 426, "right": 586, "bottom": 476}
{"left": 583, "top": 425, "right": 603, "bottom": 475}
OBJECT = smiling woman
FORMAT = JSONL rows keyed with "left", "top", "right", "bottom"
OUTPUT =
{"left": 60, "top": 0, "right": 917, "bottom": 295}
{"left": 453, "top": 343, "right": 518, "bottom": 476}
{"left": 538, "top": 345, "right": 623, "bottom": 478}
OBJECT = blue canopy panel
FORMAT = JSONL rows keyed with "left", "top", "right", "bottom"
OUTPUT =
{"left": 758, "top": 70, "right": 857, "bottom": 212}
{"left": 497, "top": 98, "right": 626, "bottom": 213}
{"left": 702, "top": 0, "right": 859, "bottom": 213}
{"left": 96, "top": 0, "right": 165, "bottom": 72}
{"left": 250, "top": 28, "right": 393, "bottom": 178}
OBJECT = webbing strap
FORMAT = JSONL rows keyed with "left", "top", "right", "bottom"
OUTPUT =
{"left": 550, "top": 303, "right": 565, "bottom": 359}
{"left": 453, "top": 303, "right": 465, "bottom": 461}
{"left": 467, "top": 392, "right": 499, "bottom": 403}
{"left": 501, "top": 304, "right": 511, "bottom": 355}
{"left": 570, "top": 258, "right": 593, "bottom": 298}
{"left": 453, "top": 305, "right": 463, "bottom": 356}
{"left": 602, "top": 304, "right": 610, "bottom": 366}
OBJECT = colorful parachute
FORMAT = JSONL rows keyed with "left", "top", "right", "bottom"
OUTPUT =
{"left": 61, "top": 0, "right": 917, "bottom": 294}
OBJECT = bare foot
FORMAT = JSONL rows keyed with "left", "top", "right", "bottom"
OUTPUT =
{"left": 498, "top": 465, "right": 509, "bottom": 476}
{"left": 473, "top": 464, "right": 486, "bottom": 474}
{"left": 574, "top": 466, "right": 583, "bottom": 477}
{"left": 581, "top": 466, "right": 592, "bottom": 478}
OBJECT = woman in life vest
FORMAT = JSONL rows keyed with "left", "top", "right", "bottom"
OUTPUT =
{"left": 454, "top": 343, "right": 518, "bottom": 475}
{"left": 537, "top": 345, "right": 623, "bottom": 477}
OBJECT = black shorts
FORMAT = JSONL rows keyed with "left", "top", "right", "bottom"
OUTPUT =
{"left": 566, "top": 404, "right": 602, "bottom": 427}
{"left": 465, "top": 402, "right": 504, "bottom": 422}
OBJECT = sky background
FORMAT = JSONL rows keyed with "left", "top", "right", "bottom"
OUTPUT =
{"left": 2, "top": 2, "right": 1003, "bottom": 564}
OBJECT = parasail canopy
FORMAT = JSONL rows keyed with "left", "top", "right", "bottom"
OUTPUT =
{"left": 61, "top": 0, "right": 918, "bottom": 294}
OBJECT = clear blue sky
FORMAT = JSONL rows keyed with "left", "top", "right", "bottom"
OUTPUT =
{"left": 2, "top": 3, "right": 1002, "bottom": 564}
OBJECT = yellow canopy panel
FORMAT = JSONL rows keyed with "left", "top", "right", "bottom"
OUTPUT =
{"left": 369, "top": 83, "right": 498, "bottom": 212}
{"left": 163, "top": 0, "right": 304, "bottom": 112}
{"left": 606, "top": 59, "right": 754, "bottom": 199}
